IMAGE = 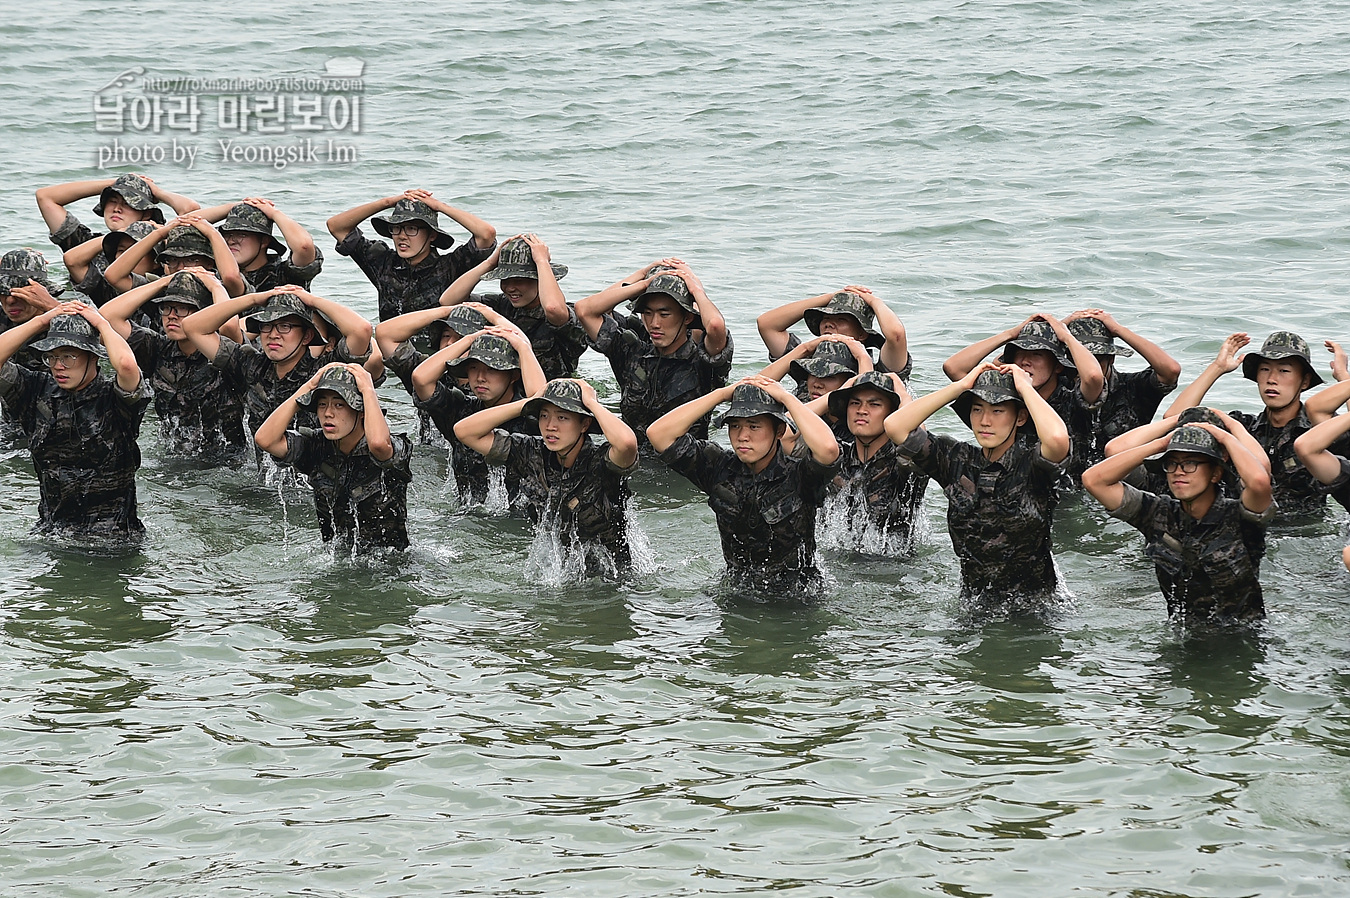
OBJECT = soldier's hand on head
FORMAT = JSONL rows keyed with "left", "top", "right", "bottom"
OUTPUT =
{"left": 575, "top": 378, "right": 600, "bottom": 407}
{"left": 10, "top": 281, "right": 58, "bottom": 313}
{"left": 1324, "top": 339, "right": 1349, "bottom": 380}
{"left": 403, "top": 188, "right": 432, "bottom": 202}
{"left": 1215, "top": 333, "right": 1249, "bottom": 372}
{"left": 522, "top": 233, "right": 550, "bottom": 259}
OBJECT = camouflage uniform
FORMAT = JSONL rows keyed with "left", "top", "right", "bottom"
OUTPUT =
{"left": 1085, "top": 369, "right": 1174, "bottom": 465}
{"left": 212, "top": 337, "right": 363, "bottom": 433}
{"left": 829, "top": 439, "right": 929, "bottom": 552}
{"left": 46, "top": 174, "right": 164, "bottom": 254}
{"left": 487, "top": 430, "right": 636, "bottom": 576}
{"left": 590, "top": 311, "right": 733, "bottom": 448}
{"left": 776, "top": 330, "right": 913, "bottom": 382}
{"left": 475, "top": 292, "right": 588, "bottom": 381}
{"left": 1110, "top": 483, "right": 1272, "bottom": 624}
{"left": 221, "top": 203, "right": 323, "bottom": 292}
{"left": 416, "top": 381, "right": 538, "bottom": 503}
{"left": 335, "top": 201, "right": 492, "bottom": 323}
{"left": 0, "top": 361, "right": 152, "bottom": 538}
{"left": 128, "top": 326, "right": 248, "bottom": 461}
{"left": 661, "top": 432, "right": 839, "bottom": 590}
{"left": 277, "top": 430, "right": 414, "bottom": 552}
{"left": 897, "top": 428, "right": 1064, "bottom": 600}
{"left": 1228, "top": 407, "right": 1350, "bottom": 517}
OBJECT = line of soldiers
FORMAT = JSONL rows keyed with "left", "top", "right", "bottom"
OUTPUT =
{"left": 4, "top": 173, "right": 1350, "bottom": 626}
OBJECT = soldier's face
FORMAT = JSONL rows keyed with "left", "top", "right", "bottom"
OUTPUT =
{"left": 1010, "top": 349, "right": 1062, "bottom": 390}
{"left": 2, "top": 283, "right": 37, "bottom": 323}
{"left": 111, "top": 237, "right": 157, "bottom": 275}
{"left": 846, "top": 389, "right": 893, "bottom": 439}
{"left": 163, "top": 255, "right": 214, "bottom": 275}
{"left": 639, "top": 296, "right": 693, "bottom": 352}
{"left": 539, "top": 404, "right": 591, "bottom": 457}
{"left": 259, "top": 318, "right": 309, "bottom": 361}
{"left": 315, "top": 392, "right": 360, "bottom": 443}
{"left": 806, "top": 373, "right": 850, "bottom": 401}
{"left": 392, "top": 224, "right": 432, "bottom": 261}
{"left": 1255, "top": 360, "right": 1310, "bottom": 411}
{"left": 1165, "top": 453, "right": 1222, "bottom": 501}
{"left": 501, "top": 277, "right": 540, "bottom": 310}
{"left": 223, "top": 231, "right": 266, "bottom": 268}
{"left": 158, "top": 302, "right": 196, "bottom": 340}
{"left": 818, "top": 315, "right": 865, "bottom": 340}
{"left": 727, "top": 415, "right": 783, "bottom": 473}
{"left": 968, "top": 399, "right": 1025, "bottom": 451}
{"left": 464, "top": 361, "right": 516, "bottom": 406}
{"left": 46, "top": 347, "right": 97, "bottom": 391}
{"left": 101, "top": 194, "right": 138, "bottom": 230}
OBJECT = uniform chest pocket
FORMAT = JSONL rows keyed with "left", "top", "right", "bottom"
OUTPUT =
{"left": 757, "top": 483, "right": 805, "bottom": 526}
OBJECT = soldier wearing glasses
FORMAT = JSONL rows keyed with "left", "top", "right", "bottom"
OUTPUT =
{"left": 1083, "top": 421, "right": 1274, "bottom": 625}
{"left": 0, "top": 299, "right": 152, "bottom": 541}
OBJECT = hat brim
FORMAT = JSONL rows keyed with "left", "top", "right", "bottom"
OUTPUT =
{"left": 827, "top": 382, "right": 900, "bottom": 422}
{"left": 1241, "top": 352, "right": 1324, "bottom": 389}
{"left": 952, "top": 388, "right": 1023, "bottom": 428}
{"left": 1082, "top": 341, "right": 1134, "bottom": 358}
{"left": 242, "top": 311, "right": 325, "bottom": 346}
{"left": 445, "top": 353, "right": 520, "bottom": 373}
{"left": 713, "top": 405, "right": 791, "bottom": 429}
{"left": 481, "top": 261, "right": 569, "bottom": 281}
{"left": 1001, "top": 340, "right": 1073, "bottom": 369}
{"left": 221, "top": 226, "right": 289, "bottom": 257}
{"left": 1143, "top": 445, "right": 1227, "bottom": 473}
{"left": 297, "top": 383, "right": 364, "bottom": 412}
{"left": 32, "top": 335, "right": 107, "bottom": 359}
{"left": 93, "top": 187, "right": 162, "bottom": 219}
{"left": 522, "top": 395, "right": 592, "bottom": 419}
{"left": 802, "top": 308, "right": 885, "bottom": 348}
{"left": 629, "top": 292, "right": 701, "bottom": 332}
{"left": 371, "top": 215, "right": 455, "bottom": 250}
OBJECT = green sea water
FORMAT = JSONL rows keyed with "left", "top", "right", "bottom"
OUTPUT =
{"left": 3, "top": 1, "right": 1350, "bottom": 894}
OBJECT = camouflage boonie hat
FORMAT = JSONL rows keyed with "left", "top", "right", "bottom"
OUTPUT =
{"left": 100, "top": 220, "right": 158, "bottom": 262}
{"left": 1066, "top": 317, "right": 1134, "bottom": 357}
{"left": 371, "top": 198, "right": 456, "bottom": 250}
{"left": 93, "top": 174, "right": 166, "bottom": 223}
{"left": 0, "top": 248, "right": 53, "bottom": 293}
{"left": 445, "top": 334, "right": 521, "bottom": 374}
{"left": 1241, "top": 331, "right": 1324, "bottom": 389}
{"left": 630, "top": 273, "right": 701, "bottom": 330}
{"left": 827, "top": 371, "right": 902, "bottom": 421}
{"left": 1000, "top": 320, "right": 1073, "bottom": 369}
{"left": 155, "top": 225, "right": 214, "bottom": 260}
{"left": 297, "top": 366, "right": 365, "bottom": 412}
{"left": 32, "top": 311, "right": 107, "bottom": 359}
{"left": 242, "top": 293, "right": 324, "bottom": 345}
{"left": 482, "top": 237, "right": 568, "bottom": 281}
{"left": 1175, "top": 406, "right": 1227, "bottom": 430}
{"left": 219, "top": 203, "right": 288, "bottom": 255}
{"left": 803, "top": 291, "right": 884, "bottom": 349}
{"left": 523, "top": 379, "right": 591, "bottom": 419}
{"left": 953, "top": 369, "right": 1023, "bottom": 427}
{"left": 790, "top": 339, "right": 860, "bottom": 383}
{"left": 1146, "top": 425, "right": 1227, "bottom": 472}
{"left": 153, "top": 271, "right": 213, "bottom": 311}
{"left": 429, "top": 305, "right": 490, "bottom": 344}
{"left": 714, "top": 383, "right": 791, "bottom": 428}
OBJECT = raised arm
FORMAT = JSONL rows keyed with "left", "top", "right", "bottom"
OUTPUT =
{"left": 254, "top": 364, "right": 332, "bottom": 458}
{"left": 180, "top": 215, "right": 245, "bottom": 297}
{"left": 494, "top": 324, "right": 547, "bottom": 396}
{"left": 100, "top": 276, "right": 171, "bottom": 340}
{"left": 1083, "top": 432, "right": 1173, "bottom": 512}
{"left": 850, "top": 285, "right": 908, "bottom": 374}
{"left": 1294, "top": 410, "right": 1350, "bottom": 484}
{"left": 1199, "top": 422, "right": 1272, "bottom": 514}
{"left": 420, "top": 189, "right": 496, "bottom": 250}
{"left": 1303, "top": 377, "right": 1350, "bottom": 423}
{"left": 326, "top": 194, "right": 399, "bottom": 243}
{"left": 35, "top": 178, "right": 113, "bottom": 233}
{"left": 454, "top": 395, "right": 531, "bottom": 456}
{"left": 438, "top": 243, "right": 501, "bottom": 307}
{"left": 647, "top": 383, "right": 737, "bottom": 453}
{"left": 577, "top": 379, "right": 638, "bottom": 468}
{"left": 75, "top": 304, "right": 141, "bottom": 392}
{"left": 1103, "top": 414, "right": 1177, "bottom": 458}
{"left": 757, "top": 333, "right": 829, "bottom": 383}
{"left": 62, "top": 235, "right": 106, "bottom": 285}
{"left": 887, "top": 364, "right": 987, "bottom": 444}
{"left": 374, "top": 306, "right": 450, "bottom": 357}
{"left": 246, "top": 198, "right": 317, "bottom": 267}
{"left": 1071, "top": 309, "right": 1181, "bottom": 387}
{"left": 182, "top": 290, "right": 272, "bottom": 361}
{"left": 1164, "top": 333, "right": 1249, "bottom": 417}
{"left": 103, "top": 221, "right": 169, "bottom": 293}
{"left": 756, "top": 290, "right": 833, "bottom": 360}
{"left": 522, "top": 233, "right": 569, "bottom": 327}
{"left": 0, "top": 305, "right": 64, "bottom": 368}
{"left": 350, "top": 364, "right": 393, "bottom": 461}
{"left": 143, "top": 175, "right": 199, "bottom": 216}
{"left": 756, "top": 375, "right": 839, "bottom": 465}
{"left": 671, "top": 263, "right": 727, "bottom": 356}
{"left": 411, "top": 333, "right": 475, "bottom": 401}
{"left": 1041, "top": 313, "right": 1103, "bottom": 403}
{"left": 287, "top": 286, "right": 372, "bottom": 357}
{"left": 1008, "top": 362, "right": 1069, "bottom": 462}
{"left": 575, "top": 261, "right": 657, "bottom": 342}
{"left": 942, "top": 317, "right": 1034, "bottom": 381}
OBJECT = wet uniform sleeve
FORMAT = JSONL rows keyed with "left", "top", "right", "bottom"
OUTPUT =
{"left": 895, "top": 427, "right": 965, "bottom": 487}
{"left": 1240, "top": 496, "right": 1277, "bottom": 525}
{"left": 111, "top": 374, "right": 154, "bottom": 419}
{"left": 413, "top": 382, "right": 472, "bottom": 440}
{"left": 485, "top": 428, "right": 529, "bottom": 466}
{"left": 277, "top": 430, "right": 324, "bottom": 473}
{"left": 658, "top": 432, "right": 732, "bottom": 494}
{"left": 383, "top": 341, "right": 425, "bottom": 395}
{"left": 1108, "top": 482, "right": 1165, "bottom": 538}
{"left": 49, "top": 211, "right": 97, "bottom": 253}
{"left": 334, "top": 226, "right": 393, "bottom": 285}
{"left": 275, "top": 247, "right": 324, "bottom": 287}
{"left": 695, "top": 329, "right": 734, "bottom": 377}
{"left": 590, "top": 312, "right": 635, "bottom": 362}
{"left": 376, "top": 433, "right": 415, "bottom": 478}
{"left": 127, "top": 324, "right": 165, "bottom": 373}
{"left": 599, "top": 438, "right": 639, "bottom": 475}
{"left": 0, "top": 359, "right": 45, "bottom": 411}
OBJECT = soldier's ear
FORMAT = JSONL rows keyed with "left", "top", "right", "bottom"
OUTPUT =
{"left": 1015, "top": 407, "right": 1030, "bottom": 428}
